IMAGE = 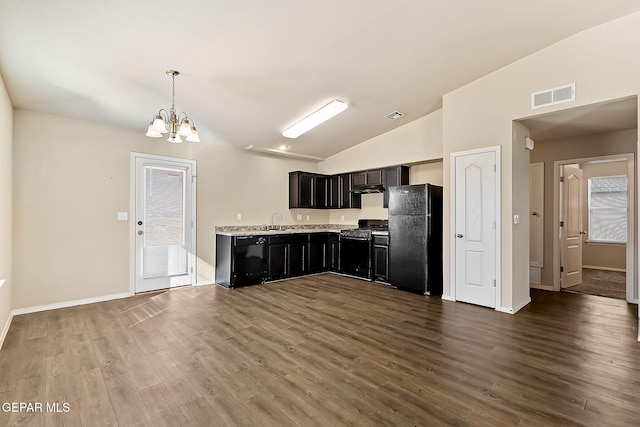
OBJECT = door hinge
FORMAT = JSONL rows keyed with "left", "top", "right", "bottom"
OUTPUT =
{"left": 560, "top": 221, "right": 564, "bottom": 227}
{"left": 493, "top": 222, "right": 496, "bottom": 229}
{"left": 560, "top": 266, "right": 564, "bottom": 273}
{"left": 493, "top": 279, "right": 496, "bottom": 287}
{"left": 493, "top": 164, "right": 496, "bottom": 172}
{"left": 560, "top": 176, "right": 564, "bottom": 182}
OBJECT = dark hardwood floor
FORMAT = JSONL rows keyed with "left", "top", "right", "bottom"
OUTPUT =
{"left": 0, "top": 273, "right": 638, "bottom": 426}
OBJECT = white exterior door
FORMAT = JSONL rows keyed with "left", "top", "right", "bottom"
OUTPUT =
{"left": 560, "top": 165, "right": 583, "bottom": 288}
{"left": 133, "top": 154, "right": 196, "bottom": 293}
{"left": 453, "top": 149, "right": 498, "bottom": 308}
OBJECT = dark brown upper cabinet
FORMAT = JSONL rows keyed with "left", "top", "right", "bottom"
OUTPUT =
{"left": 289, "top": 165, "right": 408, "bottom": 209}
{"left": 383, "top": 165, "right": 410, "bottom": 207}
{"left": 289, "top": 171, "right": 316, "bottom": 208}
{"left": 339, "top": 173, "right": 361, "bottom": 209}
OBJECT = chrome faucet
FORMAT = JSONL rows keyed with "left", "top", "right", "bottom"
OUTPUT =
{"left": 270, "top": 212, "right": 284, "bottom": 230}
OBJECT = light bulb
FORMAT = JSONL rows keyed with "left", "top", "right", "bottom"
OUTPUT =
{"left": 151, "top": 115, "right": 168, "bottom": 133}
{"left": 167, "top": 133, "right": 183, "bottom": 143}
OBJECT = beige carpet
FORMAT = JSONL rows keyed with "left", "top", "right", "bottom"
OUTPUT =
{"left": 562, "top": 268, "right": 626, "bottom": 300}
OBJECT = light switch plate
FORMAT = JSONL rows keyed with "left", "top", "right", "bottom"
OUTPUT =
{"left": 513, "top": 214, "right": 520, "bottom": 224}
{"left": 237, "top": 213, "right": 242, "bottom": 221}
{"left": 117, "top": 212, "right": 128, "bottom": 221}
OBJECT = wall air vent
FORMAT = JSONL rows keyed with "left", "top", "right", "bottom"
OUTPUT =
{"left": 385, "top": 111, "right": 404, "bottom": 120}
{"left": 531, "top": 83, "right": 575, "bottom": 109}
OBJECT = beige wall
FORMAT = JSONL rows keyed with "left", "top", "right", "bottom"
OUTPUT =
{"left": 12, "top": 110, "right": 326, "bottom": 309}
{"left": 530, "top": 130, "right": 636, "bottom": 286}
{"left": 319, "top": 109, "right": 443, "bottom": 175}
{"left": 0, "top": 73, "right": 12, "bottom": 344}
{"left": 581, "top": 160, "right": 629, "bottom": 271}
{"left": 327, "top": 161, "right": 444, "bottom": 224}
{"left": 320, "top": 109, "right": 444, "bottom": 224}
{"left": 443, "top": 11, "right": 640, "bottom": 311}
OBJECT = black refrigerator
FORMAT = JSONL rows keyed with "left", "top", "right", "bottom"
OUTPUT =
{"left": 388, "top": 184, "right": 443, "bottom": 295}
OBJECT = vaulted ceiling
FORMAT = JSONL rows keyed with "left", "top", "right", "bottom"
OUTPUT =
{"left": 2, "top": 1, "right": 640, "bottom": 158}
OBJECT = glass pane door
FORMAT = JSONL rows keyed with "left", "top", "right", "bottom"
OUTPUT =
{"left": 143, "top": 166, "right": 187, "bottom": 278}
{"left": 134, "top": 154, "right": 195, "bottom": 293}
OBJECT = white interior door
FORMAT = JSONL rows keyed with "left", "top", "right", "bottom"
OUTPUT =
{"left": 133, "top": 154, "right": 196, "bottom": 293}
{"left": 454, "top": 149, "right": 497, "bottom": 308}
{"left": 560, "top": 165, "right": 583, "bottom": 288}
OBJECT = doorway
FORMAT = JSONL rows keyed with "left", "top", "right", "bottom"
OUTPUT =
{"left": 555, "top": 155, "right": 634, "bottom": 301}
{"left": 130, "top": 153, "right": 197, "bottom": 293}
{"left": 518, "top": 96, "right": 637, "bottom": 304}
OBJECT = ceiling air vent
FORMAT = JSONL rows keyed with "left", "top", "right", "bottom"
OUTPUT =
{"left": 531, "top": 83, "right": 575, "bottom": 109}
{"left": 385, "top": 111, "right": 404, "bottom": 120}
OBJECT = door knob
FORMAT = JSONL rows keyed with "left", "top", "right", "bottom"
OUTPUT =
{"left": 138, "top": 230, "right": 144, "bottom": 235}
{"left": 579, "top": 230, "right": 586, "bottom": 235}
{"left": 456, "top": 234, "right": 463, "bottom": 238}
{"left": 138, "top": 220, "right": 143, "bottom": 225}
{"left": 531, "top": 211, "right": 539, "bottom": 216}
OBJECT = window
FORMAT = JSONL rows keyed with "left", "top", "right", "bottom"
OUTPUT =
{"left": 588, "top": 175, "right": 627, "bottom": 243}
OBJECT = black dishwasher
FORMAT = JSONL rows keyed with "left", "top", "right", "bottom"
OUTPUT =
{"left": 215, "top": 234, "right": 268, "bottom": 288}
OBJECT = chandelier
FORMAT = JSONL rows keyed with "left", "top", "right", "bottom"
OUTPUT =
{"left": 145, "top": 70, "right": 200, "bottom": 143}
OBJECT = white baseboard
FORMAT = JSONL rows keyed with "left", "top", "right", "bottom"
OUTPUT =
{"left": 530, "top": 283, "right": 554, "bottom": 291}
{"left": 497, "top": 296, "right": 532, "bottom": 315}
{"left": 12, "top": 292, "right": 133, "bottom": 316}
{"left": 582, "top": 265, "right": 626, "bottom": 272}
{"left": 0, "top": 310, "right": 14, "bottom": 350}
{"left": 194, "top": 281, "right": 214, "bottom": 287}
{"left": 441, "top": 294, "right": 455, "bottom": 302}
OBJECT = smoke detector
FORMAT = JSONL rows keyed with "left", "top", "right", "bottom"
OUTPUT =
{"left": 385, "top": 111, "right": 404, "bottom": 120}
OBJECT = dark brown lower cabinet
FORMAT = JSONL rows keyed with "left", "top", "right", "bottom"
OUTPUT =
{"left": 217, "top": 232, "right": 342, "bottom": 287}
{"left": 328, "top": 233, "right": 340, "bottom": 271}
{"left": 267, "top": 243, "right": 288, "bottom": 280}
{"left": 308, "top": 233, "right": 329, "bottom": 273}
{"left": 373, "top": 234, "right": 389, "bottom": 282}
{"left": 267, "top": 234, "right": 308, "bottom": 280}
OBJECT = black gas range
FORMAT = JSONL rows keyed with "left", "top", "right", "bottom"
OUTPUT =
{"left": 339, "top": 219, "right": 388, "bottom": 280}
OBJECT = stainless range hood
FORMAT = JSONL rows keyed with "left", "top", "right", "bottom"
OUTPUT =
{"left": 351, "top": 183, "right": 385, "bottom": 194}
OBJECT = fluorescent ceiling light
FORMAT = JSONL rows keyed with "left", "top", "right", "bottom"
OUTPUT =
{"left": 282, "top": 99, "right": 348, "bottom": 138}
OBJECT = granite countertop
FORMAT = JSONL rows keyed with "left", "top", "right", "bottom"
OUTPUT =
{"left": 215, "top": 224, "right": 357, "bottom": 236}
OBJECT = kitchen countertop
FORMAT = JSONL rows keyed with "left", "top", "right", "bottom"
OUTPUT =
{"left": 215, "top": 224, "right": 356, "bottom": 237}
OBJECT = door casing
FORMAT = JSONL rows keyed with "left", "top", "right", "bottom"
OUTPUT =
{"left": 129, "top": 152, "right": 197, "bottom": 294}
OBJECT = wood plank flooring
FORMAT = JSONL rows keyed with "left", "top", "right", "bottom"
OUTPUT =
{"left": 0, "top": 273, "right": 638, "bottom": 426}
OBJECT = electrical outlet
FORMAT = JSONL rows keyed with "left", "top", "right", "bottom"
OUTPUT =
{"left": 513, "top": 214, "right": 520, "bottom": 225}
{"left": 237, "top": 213, "right": 242, "bottom": 221}
{"left": 117, "top": 212, "right": 128, "bottom": 221}
{"left": 296, "top": 214, "right": 302, "bottom": 220}
{"left": 341, "top": 215, "right": 345, "bottom": 221}
{"left": 306, "top": 215, "right": 310, "bottom": 221}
